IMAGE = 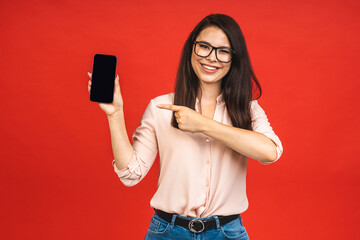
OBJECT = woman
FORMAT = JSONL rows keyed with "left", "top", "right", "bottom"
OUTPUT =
{"left": 88, "top": 14, "right": 283, "bottom": 240}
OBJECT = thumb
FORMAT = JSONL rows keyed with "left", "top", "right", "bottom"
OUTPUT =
{"left": 114, "top": 74, "right": 120, "bottom": 92}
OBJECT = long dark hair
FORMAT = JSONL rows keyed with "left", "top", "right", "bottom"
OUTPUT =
{"left": 172, "top": 14, "right": 262, "bottom": 130}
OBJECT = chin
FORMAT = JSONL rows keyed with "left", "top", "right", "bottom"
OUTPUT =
{"left": 199, "top": 77, "right": 221, "bottom": 84}
{"left": 195, "top": 66, "right": 228, "bottom": 84}
{"left": 197, "top": 71, "right": 225, "bottom": 84}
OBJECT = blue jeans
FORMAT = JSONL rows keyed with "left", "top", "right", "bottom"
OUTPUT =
{"left": 144, "top": 211, "right": 250, "bottom": 240}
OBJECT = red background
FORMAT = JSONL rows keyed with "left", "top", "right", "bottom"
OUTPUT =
{"left": 1, "top": 0, "right": 359, "bottom": 239}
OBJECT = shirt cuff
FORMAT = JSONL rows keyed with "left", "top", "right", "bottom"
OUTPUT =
{"left": 261, "top": 132, "right": 283, "bottom": 162}
{"left": 112, "top": 153, "right": 140, "bottom": 178}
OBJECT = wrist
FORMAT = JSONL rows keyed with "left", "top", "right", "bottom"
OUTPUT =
{"left": 107, "top": 110, "right": 123, "bottom": 120}
{"left": 200, "top": 117, "right": 213, "bottom": 134}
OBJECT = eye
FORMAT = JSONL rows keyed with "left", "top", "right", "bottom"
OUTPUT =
{"left": 198, "top": 43, "right": 210, "bottom": 50}
{"left": 218, "top": 48, "right": 231, "bottom": 54}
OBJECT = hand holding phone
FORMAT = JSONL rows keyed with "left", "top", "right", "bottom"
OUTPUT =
{"left": 88, "top": 54, "right": 124, "bottom": 116}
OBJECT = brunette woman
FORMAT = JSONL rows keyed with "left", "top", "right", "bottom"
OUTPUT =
{"left": 88, "top": 13, "right": 283, "bottom": 240}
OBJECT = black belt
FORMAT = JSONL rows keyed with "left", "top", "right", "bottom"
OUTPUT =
{"left": 155, "top": 209, "right": 239, "bottom": 233}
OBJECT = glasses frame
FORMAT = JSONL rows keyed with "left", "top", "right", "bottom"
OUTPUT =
{"left": 193, "top": 41, "right": 235, "bottom": 63}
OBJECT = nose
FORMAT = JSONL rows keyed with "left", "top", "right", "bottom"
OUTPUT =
{"left": 206, "top": 49, "right": 217, "bottom": 62}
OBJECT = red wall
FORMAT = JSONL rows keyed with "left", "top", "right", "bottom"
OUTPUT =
{"left": 1, "top": 0, "right": 359, "bottom": 239}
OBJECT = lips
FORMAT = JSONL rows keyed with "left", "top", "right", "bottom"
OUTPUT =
{"left": 200, "top": 63, "right": 220, "bottom": 73}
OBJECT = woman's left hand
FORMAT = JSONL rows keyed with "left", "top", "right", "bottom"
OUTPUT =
{"left": 157, "top": 104, "right": 209, "bottom": 133}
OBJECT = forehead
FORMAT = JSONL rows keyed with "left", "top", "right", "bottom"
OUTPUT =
{"left": 196, "top": 26, "right": 231, "bottom": 48}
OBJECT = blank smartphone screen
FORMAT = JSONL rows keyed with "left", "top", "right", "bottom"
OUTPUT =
{"left": 90, "top": 54, "right": 117, "bottom": 103}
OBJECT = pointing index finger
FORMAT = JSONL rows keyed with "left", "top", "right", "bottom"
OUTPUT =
{"left": 157, "top": 104, "right": 181, "bottom": 111}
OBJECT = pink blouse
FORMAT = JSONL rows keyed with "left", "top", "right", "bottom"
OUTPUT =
{"left": 113, "top": 93, "right": 283, "bottom": 218}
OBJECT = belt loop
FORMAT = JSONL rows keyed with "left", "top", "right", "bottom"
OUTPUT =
{"left": 239, "top": 215, "right": 243, "bottom": 226}
{"left": 170, "top": 213, "right": 177, "bottom": 228}
{"left": 214, "top": 216, "right": 220, "bottom": 230}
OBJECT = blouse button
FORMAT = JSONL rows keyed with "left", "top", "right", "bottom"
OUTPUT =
{"left": 205, "top": 138, "right": 210, "bottom": 143}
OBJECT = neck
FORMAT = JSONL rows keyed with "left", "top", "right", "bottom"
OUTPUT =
{"left": 198, "top": 81, "right": 222, "bottom": 102}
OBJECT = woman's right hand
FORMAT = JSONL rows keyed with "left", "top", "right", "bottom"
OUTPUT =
{"left": 87, "top": 72, "right": 124, "bottom": 117}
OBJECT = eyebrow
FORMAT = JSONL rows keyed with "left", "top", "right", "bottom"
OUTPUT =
{"left": 196, "top": 40, "right": 231, "bottom": 49}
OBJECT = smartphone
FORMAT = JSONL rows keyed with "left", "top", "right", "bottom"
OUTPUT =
{"left": 90, "top": 54, "right": 117, "bottom": 103}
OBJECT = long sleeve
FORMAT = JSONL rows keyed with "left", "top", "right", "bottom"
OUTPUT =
{"left": 112, "top": 99, "right": 159, "bottom": 186}
{"left": 250, "top": 100, "right": 283, "bottom": 164}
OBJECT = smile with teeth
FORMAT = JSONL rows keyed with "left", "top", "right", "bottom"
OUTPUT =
{"left": 201, "top": 63, "right": 219, "bottom": 72}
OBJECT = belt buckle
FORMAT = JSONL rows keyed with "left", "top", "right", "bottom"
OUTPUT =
{"left": 188, "top": 219, "right": 205, "bottom": 233}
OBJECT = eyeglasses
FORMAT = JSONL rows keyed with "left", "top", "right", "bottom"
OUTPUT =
{"left": 193, "top": 41, "right": 235, "bottom": 63}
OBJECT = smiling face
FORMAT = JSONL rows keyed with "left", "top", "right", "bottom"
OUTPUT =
{"left": 191, "top": 26, "right": 232, "bottom": 88}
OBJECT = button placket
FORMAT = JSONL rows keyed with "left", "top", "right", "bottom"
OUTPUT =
{"left": 200, "top": 133, "right": 212, "bottom": 214}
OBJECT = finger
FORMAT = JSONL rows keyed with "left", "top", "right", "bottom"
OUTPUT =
{"left": 157, "top": 104, "right": 181, "bottom": 111}
{"left": 87, "top": 72, "right": 92, "bottom": 79}
{"left": 114, "top": 74, "right": 120, "bottom": 92}
{"left": 174, "top": 112, "right": 179, "bottom": 118}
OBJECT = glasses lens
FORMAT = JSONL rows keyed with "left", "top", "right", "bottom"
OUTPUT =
{"left": 216, "top": 48, "right": 232, "bottom": 63}
{"left": 195, "top": 42, "right": 211, "bottom": 57}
